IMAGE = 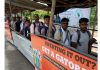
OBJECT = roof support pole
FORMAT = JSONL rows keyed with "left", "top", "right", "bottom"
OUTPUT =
{"left": 48, "top": 0, "right": 56, "bottom": 37}
{"left": 8, "top": 0, "right": 13, "bottom": 28}
{"left": 8, "top": 0, "right": 14, "bottom": 42}
{"left": 47, "top": 10, "right": 49, "bottom": 15}
{"left": 30, "top": 11, "right": 33, "bottom": 24}
{"left": 9, "top": 0, "right": 12, "bottom": 20}
{"left": 21, "top": 11, "right": 23, "bottom": 18}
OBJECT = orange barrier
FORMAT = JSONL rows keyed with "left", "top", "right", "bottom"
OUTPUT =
{"left": 31, "top": 34, "right": 97, "bottom": 70}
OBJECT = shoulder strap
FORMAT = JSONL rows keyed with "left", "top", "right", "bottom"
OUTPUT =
{"left": 64, "top": 30, "right": 70, "bottom": 44}
{"left": 40, "top": 22, "right": 44, "bottom": 26}
{"left": 76, "top": 30, "right": 91, "bottom": 46}
{"left": 32, "top": 22, "right": 36, "bottom": 34}
{"left": 87, "top": 30, "right": 91, "bottom": 38}
{"left": 59, "top": 29, "right": 70, "bottom": 43}
{"left": 53, "top": 25, "right": 56, "bottom": 31}
{"left": 59, "top": 28, "right": 63, "bottom": 37}
{"left": 44, "top": 26, "right": 48, "bottom": 36}
{"left": 77, "top": 30, "right": 81, "bottom": 46}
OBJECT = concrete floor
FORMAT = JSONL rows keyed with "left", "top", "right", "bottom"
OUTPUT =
{"left": 5, "top": 41, "right": 35, "bottom": 70}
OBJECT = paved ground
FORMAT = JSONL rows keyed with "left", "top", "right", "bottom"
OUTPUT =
{"left": 5, "top": 41, "right": 35, "bottom": 70}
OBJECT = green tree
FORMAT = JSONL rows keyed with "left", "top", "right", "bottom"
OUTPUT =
{"left": 31, "top": 10, "right": 50, "bottom": 20}
{"left": 90, "top": 6, "right": 97, "bottom": 27}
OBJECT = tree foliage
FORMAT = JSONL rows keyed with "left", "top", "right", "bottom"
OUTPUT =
{"left": 32, "top": 10, "right": 50, "bottom": 19}
{"left": 22, "top": 10, "right": 50, "bottom": 21}
{"left": 90, "top": 6, "right": 97, "bottom": 27}
{"left": 22, "top": 7, "right": 97, "bottom": 27}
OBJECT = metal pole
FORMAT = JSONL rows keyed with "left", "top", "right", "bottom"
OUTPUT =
{"left": 48, "top": 0, "right": 56, "bottom": 37}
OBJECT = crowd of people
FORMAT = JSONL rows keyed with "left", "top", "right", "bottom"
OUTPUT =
{"left": 7, "top": 14, "right": 97, "bottom": 54}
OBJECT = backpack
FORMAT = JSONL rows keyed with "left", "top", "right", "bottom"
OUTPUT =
{"left": 40, "top": 25, "right": 56, "bottom": 37}
{"left": 33, "top": 22, "right": 44, "bottom": 34}
{"left": 70, "top": 30, "right": 91, "bottom": 46}
{"left": 59, "top": 28, "right": 70, "bottom": 44}
{"left": 39, "top": 25, "right": 48, "bottom": 36}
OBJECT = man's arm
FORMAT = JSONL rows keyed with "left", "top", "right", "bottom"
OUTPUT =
{"left": 71, "top": 32, "right": 78, "bottom": 48}
{"left": 88, "top": 38, "right": 97, "bottom": 54}
{"left": 71, "top": 42, "right": 77, "bottom": 48}
{"left": 54, "top": 29, "right": 61, "bottom": 41}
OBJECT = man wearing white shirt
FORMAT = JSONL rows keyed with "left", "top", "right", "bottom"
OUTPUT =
{"left": 30, "top": 14, "right": 43, "bottom": 35}
{"left": 19, "top": 16, "right": 26, "bottom": 34}
{"left": 54, "top": 18, "right": 70, "bottom": 47}
{"left": 71, "top": 18, "right": 96, "bottom": 53}
{"left": 41, "top": 15, "right": 56, "bottom": 38}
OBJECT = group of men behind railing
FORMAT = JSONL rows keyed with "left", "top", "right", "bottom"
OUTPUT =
{"left": 5, "top": 14, "right": 97, "bottom": 55}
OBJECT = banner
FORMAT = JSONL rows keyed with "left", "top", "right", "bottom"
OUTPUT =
{"left": 31, "top": 34, "right": 97, "bottom": 70}
{"left": 59, "top": 8, "right": 91, "bottom": 34}
{"left": 12, "top": 31, "right": 34, "bottom": 65}
{"left": 59, "top": 8, "right": 91, "bottom": 27}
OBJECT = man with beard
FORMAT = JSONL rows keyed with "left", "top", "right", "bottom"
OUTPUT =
{"left": 71, "top": 18, "right": 96, "bottom": 54}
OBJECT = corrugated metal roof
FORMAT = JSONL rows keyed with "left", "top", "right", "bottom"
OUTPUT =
{"left": 5, "top": 0, "right": 97, "bottom": 14}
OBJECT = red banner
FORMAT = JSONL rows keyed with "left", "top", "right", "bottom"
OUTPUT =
{"left": 31, "top": 34, "right": 97, "bottom": 70}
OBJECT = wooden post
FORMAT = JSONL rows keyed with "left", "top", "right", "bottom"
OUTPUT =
{"left": 47, "top": 10, "right": 49, "bottom": 15}
{"left": 92, "top": 6, "right": 97, "bottom": 38}
{"left": 8, "top": 0, "right": 14, "bottom": 42}
{"left": 48, "top": 0, "right": 56, "bottom": 37}
{"left": 9, "top": 0, "right": 12, "bottom": 20}
{"left": 21, "top": 10, "right": 23, "bottom": 17}
{"left": 30, "top": 11, "right": 33, "bottom": 23}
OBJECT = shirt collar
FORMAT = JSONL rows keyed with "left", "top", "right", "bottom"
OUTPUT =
{"left": 61, "top": 27, "right": 68, "bottom": 32}
{"left": 45, "top": 24, "right": 48, "bottom": 27}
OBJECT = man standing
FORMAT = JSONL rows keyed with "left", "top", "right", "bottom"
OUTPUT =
{"left": 15, "top": 16, "right": 21, "bottom": 32}
{"left": 19, "top": 16, "right": 26, "bottom": 34}
{"left": 71, "top": 18, "right": 96, "bottom": 53}
{"left": 30, "top": 14, "right": 43, "bottom": 35}
{"left": 40, "top": 15, "right": 56, "bottom": 38}
{"left": 54, "top": 18, "right": 71, "bottom": 47}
